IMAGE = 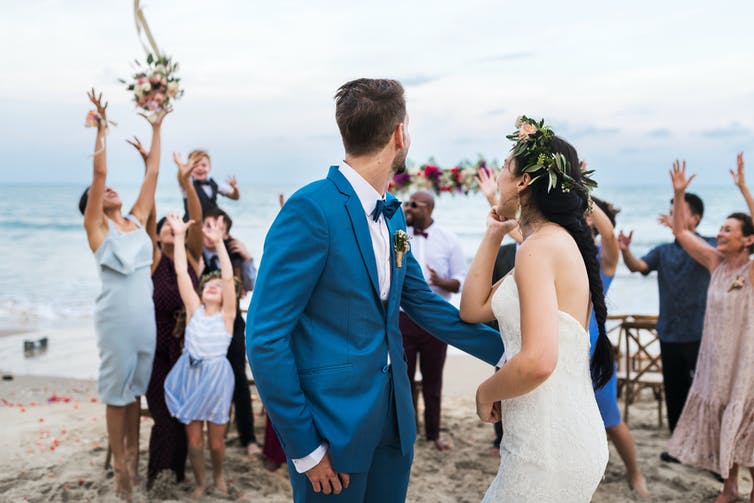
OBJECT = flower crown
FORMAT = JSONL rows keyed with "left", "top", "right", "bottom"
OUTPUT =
{"left": 506, "top": 116, "right": 597, "bottom": 194}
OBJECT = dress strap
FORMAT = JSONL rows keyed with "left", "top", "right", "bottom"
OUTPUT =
{"left": 126, "top": 213, "right": 143, "bottom": 229}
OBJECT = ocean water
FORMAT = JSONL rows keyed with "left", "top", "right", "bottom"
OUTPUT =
{"left": 0, "top": 180, "right": 744, "bottom": 378}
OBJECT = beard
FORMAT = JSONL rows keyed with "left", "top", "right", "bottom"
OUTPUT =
{"left": 391, "top": 147, "right": 408, "bottom": 174}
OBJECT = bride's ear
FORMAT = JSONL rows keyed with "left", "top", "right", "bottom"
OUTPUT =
{"left": 517, "top": 173, "right": 532, "bottom": 192}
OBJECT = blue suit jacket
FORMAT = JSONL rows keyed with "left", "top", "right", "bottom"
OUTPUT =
{"left": 246, "top": 166, "right": 503, "bottom": 472}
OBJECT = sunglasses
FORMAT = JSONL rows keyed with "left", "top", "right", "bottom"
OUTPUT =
{"left": 402, "top": 201, "right": 428, "bottom": 209}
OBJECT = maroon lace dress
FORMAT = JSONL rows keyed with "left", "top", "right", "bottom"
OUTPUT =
{"left": 146, "top": 254, "right": 198, "bottom": 484}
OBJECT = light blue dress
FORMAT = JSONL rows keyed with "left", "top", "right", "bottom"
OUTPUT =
{"left": 164, "top": 306, "right": 234, "bottom": 424}
{"left": 94, "top": 215, "right": 156, "bottom": 406}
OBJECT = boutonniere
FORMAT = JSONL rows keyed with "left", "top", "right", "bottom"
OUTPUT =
{"left": 394, "top": 230, "right": 411, "bottom": 268}
{"left": 728, "top": 275, "right": 746, "bottom": 292}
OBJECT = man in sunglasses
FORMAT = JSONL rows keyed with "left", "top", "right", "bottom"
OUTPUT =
{"left": 400, "top": 190, "right": 466, "bottom": 451}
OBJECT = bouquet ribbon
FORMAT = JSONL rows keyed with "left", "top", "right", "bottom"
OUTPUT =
{"left": 134, "top": 0, "right": 161, "bottom": 57}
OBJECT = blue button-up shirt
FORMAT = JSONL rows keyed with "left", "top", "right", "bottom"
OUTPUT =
{"left": 641, "top": 236, "right": 716, "bottom": 343}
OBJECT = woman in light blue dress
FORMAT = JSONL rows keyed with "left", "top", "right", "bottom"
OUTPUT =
{"left": 587, "top": 196, "right": 649, "bottom": 497}
{"left": 80, "top": 90, "right": 167, "bottom": 499}
{"left": 162, "top": 213, "right": 236, "bottom": 500}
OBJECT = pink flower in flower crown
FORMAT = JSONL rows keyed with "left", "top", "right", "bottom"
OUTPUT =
{"left": 518, "top": 122, "right": 537, "bottom": 140}
{"left": 153, "top": 93, "right": 165, "bottom": 105}
{"left": 166, "top": 82, "right": 179, "bottom": 98}
{"left": 149, "top": 74, "right": 161, "bottom": 84}
{"left": 145, "top": 100, "right": 160, "bottom": 111}
{"left": 138, "top": 95, "right": 148, "bottom": 107}
{"left": 137, "top": 76, "right": 148, "bottom": 85}
{"left": 160, "top": 78, "right": 167, "bottom": 86}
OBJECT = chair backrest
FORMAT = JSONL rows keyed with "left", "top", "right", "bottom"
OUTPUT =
{"left": 620, "top": 316, "right": 661, "bottom": 379}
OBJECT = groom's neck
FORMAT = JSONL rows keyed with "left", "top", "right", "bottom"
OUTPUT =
{"left": 344, "top": 153, "right": 393, "bottom": 196}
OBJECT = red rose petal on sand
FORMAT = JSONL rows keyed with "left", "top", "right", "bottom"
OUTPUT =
{"left": 19, "top": 407, "right": 26, "bottom": 413}
{"left": 89, "top": 398, "right": 97, "bottom": 403}
{"left": 38, "top": 418, "right": 44, "bottom": 423}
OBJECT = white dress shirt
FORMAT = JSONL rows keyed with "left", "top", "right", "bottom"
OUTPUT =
{"left": 291, "top": 162, "right": 391, "bottom": 473}
{"left": 407, "top": 223, "right": 466, "bottom": 300}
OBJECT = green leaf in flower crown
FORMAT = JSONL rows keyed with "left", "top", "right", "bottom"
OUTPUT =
{"left": 117, "top": 78, "right": 127, "bottom": 84}
{"left": 548, "top": 170, "right": 557, "bottom": 192}
{"left": 147, "top": 53, "right": 154, "bottom": 64}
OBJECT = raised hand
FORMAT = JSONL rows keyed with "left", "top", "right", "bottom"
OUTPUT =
{"left": 203, "top": 216, "right": 225, "bottom": 244}
{"left": 729, "top": 152, "right": 746, "bottom": 188}
{"left": 87, "top": 88, "right": 107, "bottom": 116}
{"left": 475, "top": 167, "right": 498, "bottom": 205}
{"left": 126, "top": 136, "right": 148, "bottom": 162}
{"left": 151, "top": 107, "right": 171, "bottom": 126}
{"left": 173, "top": 152, "right": 193, "bottom": 181}
{"left": 487, "top": 207, "right": 518, "bottom": 236}
{"left": 227, "top": 175, "right": 238, "bottom": 190}
{"left": 670, "top": 159, "right": 695, "bottom": 194}
{"left": 227, "top": 237, "right": 252, "bottom": 262}
{"left": 657, "top": 213, "right": 673, "bottom": 229}
{"left": 166, "top": 213, "right": 193, "bottom": 237}
{"left": 617, "top": 230, "right": 633, "bottom": 251}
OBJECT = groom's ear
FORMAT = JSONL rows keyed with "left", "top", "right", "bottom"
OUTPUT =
{"left": 393, "top": 123, "right": 406, "bottom": 150}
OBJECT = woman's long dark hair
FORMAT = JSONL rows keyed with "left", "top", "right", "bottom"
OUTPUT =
{"left": 514, "top": 136, "right": 614, "bottom": 389}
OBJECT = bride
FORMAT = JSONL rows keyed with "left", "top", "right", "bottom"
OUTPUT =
{"left": 460, "top": 117, "right": 611, "bottom": 501}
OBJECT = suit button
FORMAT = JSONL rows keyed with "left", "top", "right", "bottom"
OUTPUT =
{"left": 381, "top": 364, "right": 389, "bottom": 373}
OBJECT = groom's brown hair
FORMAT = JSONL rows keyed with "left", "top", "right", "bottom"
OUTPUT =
{"left": 334, "top": 78, "right": 406, "bottom": 156}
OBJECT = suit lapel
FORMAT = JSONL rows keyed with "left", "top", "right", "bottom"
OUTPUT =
{"left": 385, "top": 204, "right": 402, "bottom": 315}
{"left": 328, "top": 166, "right": 382, "bottom": 304}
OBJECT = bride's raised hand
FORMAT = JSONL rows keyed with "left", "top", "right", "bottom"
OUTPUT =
{"left": 487, "top": 207, "right": 518, "bottom": 236}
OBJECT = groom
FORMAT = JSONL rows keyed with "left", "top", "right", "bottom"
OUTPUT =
{"left": 247, "top": 78, "right": 503, "bottom": 502}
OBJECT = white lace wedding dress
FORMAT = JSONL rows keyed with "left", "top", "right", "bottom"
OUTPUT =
{"left": 482, "top": 275, "right": 608, "bottom": 502}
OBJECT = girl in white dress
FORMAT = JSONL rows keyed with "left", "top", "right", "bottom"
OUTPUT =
{"left": 460, "top": 117, "right": 611, "bottom": 502}
{"left": 162, "top": 213, "right": 236, "bottom": 499}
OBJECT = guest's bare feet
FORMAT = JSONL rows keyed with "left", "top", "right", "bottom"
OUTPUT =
{"left": 191, "top": 484, "right": 206, "bottom": 500}
{"left": 714, "top": 481, "right": 739, "bottom": 503}
{"left": 113, "top": 464, "right": 133, "bottom": 501}
{"left": 246, "top": 443, "right": 261, "bottom": 457}
{"left": 629, "top": 473, "right": 650, "bottom": 499}
{"left": 434, "top": 437, "right": 452, "bottom": 451}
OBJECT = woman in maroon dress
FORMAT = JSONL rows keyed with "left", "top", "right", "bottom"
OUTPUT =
{"left": 130, "top": 142, "right": 204, "bottom": 487}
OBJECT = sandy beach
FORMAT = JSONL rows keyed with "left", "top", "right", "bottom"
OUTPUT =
{"left": 1, "top": 354, "right": 750, "bottom": 502}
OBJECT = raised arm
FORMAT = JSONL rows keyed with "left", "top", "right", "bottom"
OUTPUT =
{"left": 175, "top": 152, "right": 204, "bottom": 261}
{"left": 165, "top": 214, "right": 202, "bottom": 316}
{"left": 83, "top": 89, "right": 110, "bottom": 253}
{"left": 475, "top": 240, "right": 559, "bottom": 414}
{"left": 617, "top": 230, "right": 650, "bottom": 273}
{"left": 459, "top": 208, "right": 518, "bottom": 323}
{"left": 130, "top": 109, "right": 169, "bottom": 225}
{"left": 671, "top": 160, "right": 721, "bottom": 271}
{"left": 225, "top": 176, "right": 241, "bottom": 200}
{"left": 205, "top": 216, "right": 237, "bottom": 328}
{"left": 731, "top": 152, "right": 754, "bottom": 218}
{"left": 591, "top": 201, "right": 619, "bottom": 276}
{"left": 126, "top": 136, "right": 160, "bottom": 265}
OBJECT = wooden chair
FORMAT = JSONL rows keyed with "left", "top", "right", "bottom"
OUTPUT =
{"left": 614, "top": 315, "right": 664, "bottom": 427}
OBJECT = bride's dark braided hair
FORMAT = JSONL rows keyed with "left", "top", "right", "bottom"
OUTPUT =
{"left": 512, "top": 131, "right": 614, "bottom": 389}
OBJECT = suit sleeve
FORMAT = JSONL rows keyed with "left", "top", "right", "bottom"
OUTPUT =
{"left": 246, "top": 194, "right": 328, "bottom": 459}
{"left": 400, "top": 249, "right": 504, "bottom": 366}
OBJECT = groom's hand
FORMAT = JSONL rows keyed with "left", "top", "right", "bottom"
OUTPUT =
{"left": 306, "top": 452, "right": 350, "bottom": 495}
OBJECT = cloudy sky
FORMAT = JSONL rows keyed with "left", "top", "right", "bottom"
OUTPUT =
{"left": 2, "top": 0, "right": 752, "bottom": 187}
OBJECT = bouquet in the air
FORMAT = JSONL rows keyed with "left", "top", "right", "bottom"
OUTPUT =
{"left": 121, "top": 53, "right": 182, "bottom": 120}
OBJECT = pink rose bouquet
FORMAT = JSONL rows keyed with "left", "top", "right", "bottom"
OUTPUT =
{"left": 120, "top": 53, "right": 183, "bottom": 121}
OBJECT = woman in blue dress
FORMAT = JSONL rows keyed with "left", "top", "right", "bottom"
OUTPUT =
{"left": 80, "top": 90, "right": 168, "bottom": 499}
{"left": 587, "top": 196, "right": 650, "bottom": 498}
{"left": 163, "top": 213, "right": 236, "bottom": 499}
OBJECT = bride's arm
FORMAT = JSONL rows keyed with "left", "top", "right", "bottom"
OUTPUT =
{"left": 460, "top": 209, "right": 517, "bottom": 323}
{"left": 475, "top": 239, "right": 558, "bottom": 410}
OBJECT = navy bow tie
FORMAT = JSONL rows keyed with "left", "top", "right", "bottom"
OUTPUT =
{"left": 413, "top": 229, "right": 429, "bottom": 238}
{"left": 371, "top": 199, "right": 401, "bottom": 222}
